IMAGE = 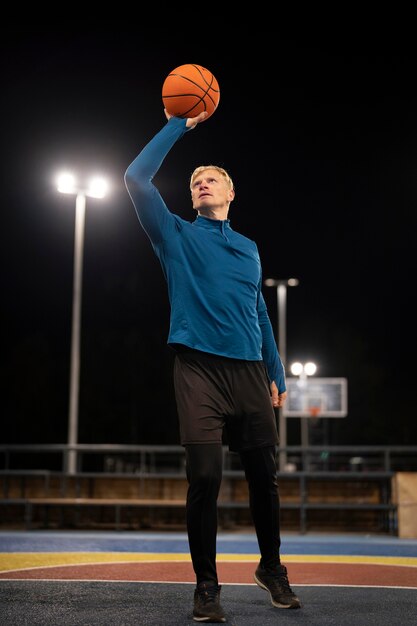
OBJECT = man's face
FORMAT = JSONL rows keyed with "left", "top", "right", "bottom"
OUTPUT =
{"left": 191, "top": 169, "right": 234, "bottom": 212}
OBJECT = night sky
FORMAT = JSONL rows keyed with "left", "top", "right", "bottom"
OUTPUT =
{"left": 2, "top": 31, "right": 416, "bottom": 450}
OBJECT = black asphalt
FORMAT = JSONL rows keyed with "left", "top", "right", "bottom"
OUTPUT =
{"left": 1, "top": 581, "right": 416, "bottom": 625}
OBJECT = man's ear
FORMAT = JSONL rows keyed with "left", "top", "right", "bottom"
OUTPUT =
{"left": 229, "top": 189, "right": 235, "bottom": 202}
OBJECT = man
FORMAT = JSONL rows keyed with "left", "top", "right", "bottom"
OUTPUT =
{"left": 125, "top": 110, "right": 301, "bottom": 622}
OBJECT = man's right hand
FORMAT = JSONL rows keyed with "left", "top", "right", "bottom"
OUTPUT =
{"left": 186, "top": 111, "right": 208, "bottom": 128}
{"left": 164, "top": 109, "right": 208, "bottom": 128}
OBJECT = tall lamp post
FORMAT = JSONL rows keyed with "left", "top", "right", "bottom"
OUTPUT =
{"left": 57, "top": 173, "right": 108, "bottom": 474}
{"left": 264, "top": 277, "right": 299, "bottom": 471}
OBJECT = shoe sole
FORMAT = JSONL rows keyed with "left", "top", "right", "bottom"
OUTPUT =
{"left": 254, "top": 573, "right": 301, "bottom": 609}
{"left": 193, "top": 616, "right": 226, "bottom": 623}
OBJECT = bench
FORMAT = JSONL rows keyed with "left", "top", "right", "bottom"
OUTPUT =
{"left": 22, "top": 497, "right": 187, "bottom": 530}
{"left": 0, "top": 470, "right": 397, "bottom": 534}
{"left": 21, "top": 497, "right": 268, "bottom": 530}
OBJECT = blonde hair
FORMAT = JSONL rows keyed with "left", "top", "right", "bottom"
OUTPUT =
{"left": 190, "top": 165, "right": 234, "bottom": 192}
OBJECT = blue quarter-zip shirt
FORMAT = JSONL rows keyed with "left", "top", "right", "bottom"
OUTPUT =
{"left": 124, "top": 117, "right": 286, "bottom": 393}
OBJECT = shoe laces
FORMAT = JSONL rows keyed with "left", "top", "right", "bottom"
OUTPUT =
{"left": 268, "top": 566, "right": 293, "bottom": 594}
{"left": 197, "top": 583, "right": 220, "bottom": 605}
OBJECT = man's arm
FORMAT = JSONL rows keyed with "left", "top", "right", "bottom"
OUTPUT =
{"left": 124, "top": 110, "right": 208, "bottom": 244}
{"left": 258, "top": 291, "right": 287, "bottom": 406}
{"left": 124, "top": 117, "right": 188, "bottom": 244}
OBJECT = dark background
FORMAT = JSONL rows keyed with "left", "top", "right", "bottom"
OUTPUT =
{"left": 2, "top": 31, "right": 416, "bottom": 450}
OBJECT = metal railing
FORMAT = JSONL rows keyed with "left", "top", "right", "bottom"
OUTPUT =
{"left": 0, "top": 444, "right": 416, "bottom": 474}
{"left": 1, "top": 444, "right": 410, "bottom": 534}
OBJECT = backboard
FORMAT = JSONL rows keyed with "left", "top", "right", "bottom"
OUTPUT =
{"left": 284, "top": 377, "right": 348, "bottom": 417}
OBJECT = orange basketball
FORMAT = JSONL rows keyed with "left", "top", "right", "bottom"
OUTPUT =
{"left": 162, "top": 64, "right": 220, "bottom": 121}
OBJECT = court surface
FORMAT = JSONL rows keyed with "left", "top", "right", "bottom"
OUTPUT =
{"left": 1, "top": 529, "right": 416, "bottom": 624}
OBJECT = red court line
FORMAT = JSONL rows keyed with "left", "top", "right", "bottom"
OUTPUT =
{"left": 2, "top": 562, "right": 417, "bottom": 587}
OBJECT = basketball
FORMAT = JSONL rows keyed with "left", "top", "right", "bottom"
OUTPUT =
{"left": 162, "top": 64, "right": 220, "bottom": 121}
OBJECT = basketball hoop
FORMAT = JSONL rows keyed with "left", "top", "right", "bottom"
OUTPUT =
{"left": 285, "top": 377, "right": 348, "bottom": 418}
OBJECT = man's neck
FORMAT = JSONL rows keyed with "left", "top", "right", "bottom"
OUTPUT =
{"left": 198, "top": 207, "right": 229, "bottom": 221}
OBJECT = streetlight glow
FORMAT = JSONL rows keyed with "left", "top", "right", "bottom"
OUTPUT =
{"left": 290, "top": 362, "right": 304, "bottom": 376}
{"left": 291, "top": 361, "right": 317, "bottom": 377}
{"left": 57, "top": 172, "right": 108, "bottom": 474}
{"left": 57, "top": 172, "right": 77, "bottom": 194}
{"left": 304, "top": 362, "right": 317, "bottom": 376}
{"left": 56, "top": 172, "right": 109, "bottom": 198}
{"left": 87, "top": 176, "right": 108, "bottom": 198}
{"left": 287, "top": 278, "right": 300, "bottom": 287}
{"left": 264, "top": 277, "right": 299, "bottom": 288}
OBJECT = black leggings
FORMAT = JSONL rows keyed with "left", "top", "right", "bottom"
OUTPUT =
{"left": 185, "top": 443, "right": 281, "bottom": 585}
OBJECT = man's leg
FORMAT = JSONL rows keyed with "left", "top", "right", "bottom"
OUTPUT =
{"left": 239, "top": 445, "right": 301, "bottom": 609}
{"left": 239, "top": 445, "right": 281, "bottom": 569}
{"left": 185, "top": 443, "right": 223, "bottom": 585}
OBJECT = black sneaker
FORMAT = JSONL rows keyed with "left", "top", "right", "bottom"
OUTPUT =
{"left": 193, "top": 581, "right": 226, "bottom": 623}
{"left": 254, "top": 563, "right": 301, "bottom": 609}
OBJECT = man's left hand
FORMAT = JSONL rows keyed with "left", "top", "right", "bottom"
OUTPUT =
{"left": 270, "top": 381, "right": 287, "bottom": 408}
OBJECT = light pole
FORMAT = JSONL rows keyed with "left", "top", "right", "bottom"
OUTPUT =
{"left": 57, "top": 173, "right": 108, "bottom": 474}
{"left": 290, "top": 361, "right": 317, "bottom": 450}
{"left": 264, "top": 277, "right": 299, "bottom": 471}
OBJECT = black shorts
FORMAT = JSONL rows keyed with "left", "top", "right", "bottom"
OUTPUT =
{"left": 173, "top": 348, "right": 279, "bottom": 452}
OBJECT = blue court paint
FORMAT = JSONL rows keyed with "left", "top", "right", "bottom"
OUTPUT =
{"left": 1, "top": 531, "right": 417, "bottom": 557}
